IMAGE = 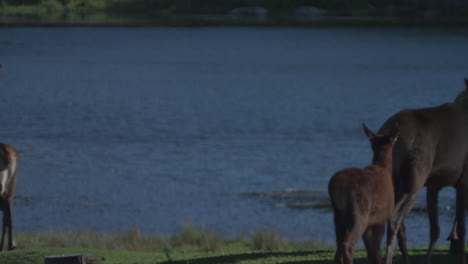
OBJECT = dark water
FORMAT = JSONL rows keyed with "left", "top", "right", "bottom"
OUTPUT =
{"left": 1, "top": 27, "right": 468, "bottom": 246}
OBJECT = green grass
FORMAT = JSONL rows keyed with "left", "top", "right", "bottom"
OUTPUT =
{"left": 11, "top": 224, "right": 332, "bottom": 254}
{"left": 0, "top": 225, "right": 461, "bottom": 264}
{"left": 0, "top": 248, "right": 166, "bottom": 264}
{"left": 0, "top": 247, "right": 461, "bottom": 264}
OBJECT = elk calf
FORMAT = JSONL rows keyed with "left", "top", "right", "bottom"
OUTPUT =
{"left": 0, "top": 143, "right": 17, "bottom": 251}
{"left": 328, "top": 124, "right": 399, "bottom": 264}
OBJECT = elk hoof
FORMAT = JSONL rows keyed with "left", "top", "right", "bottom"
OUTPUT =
{"left": 449, "top": 239, "right": 459, "bottom": 255}
{"left": 7, "top": 241, "right": 16, "bottom": 251}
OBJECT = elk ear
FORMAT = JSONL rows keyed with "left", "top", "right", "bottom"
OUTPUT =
{"left": 389, "top": 122, "right": 400, "bottom": 143}
{"left": 465, "top": 78, "right": 468, "bottom": 89}
{"left": 363, "top": 123, "right": 375, "bottom": 140}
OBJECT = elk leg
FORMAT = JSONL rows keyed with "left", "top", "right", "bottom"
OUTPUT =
{"left": 0, "top": 216, "right": 4, "bottom": 252}
{"left": 334, "top": 216, "right": 351, "bottom": 264}
{"left": 455, "top": 184, "right": 467, "bottom": 264}
{"left": 334, "top": 213, "right": 367, "bottom": 264}
{"left": 426, "top": 186, "right": 440, "bottom": 263}
{"left": 397, "top": 221, "right": 410, "bottom": 264}
{"left": 0, "top": 203, "right": 5, "bottom": 251}
{"left": 448, "top": 218, "right": 459, "bottom": 255}
{"left": 385, "top": 192, "right": 422, "bottom": 264}
{"left": 385, "top": 157, "right": 430, "bottom": 264}
{"left": 341, "top": 226, "right": 366, "bottom": 264}
{"left": 334, "top": 215, "right": 346, "bottom": 264}
{"left": 5, "top": 200, "right": 14, "bottom": 250}
{"left": 363, "top": 224, "right": 385, "bottom": 264}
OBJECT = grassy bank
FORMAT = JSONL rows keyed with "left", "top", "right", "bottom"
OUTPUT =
{"left": 0, "top": 225, "right": 460, "bottom": 264}
{"left": 0, "top": 246, "right": 459, "bottom": 264}
{"left": 1, "top": 0, "right": 467, "bottom": 26}
{"left": 13, "top": 224, "right": 331, "bottom": 253}
{"left": 4, "top": 226, "right": 333, "bottom": 263}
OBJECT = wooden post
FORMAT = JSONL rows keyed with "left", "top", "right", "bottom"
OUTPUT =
{"left": 44, "top": 254, "right": 88, "bottom": 264}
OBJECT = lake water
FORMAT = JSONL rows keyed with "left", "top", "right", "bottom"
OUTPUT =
{"left": 1, "top": 27, "right": 468, "bottom": 247}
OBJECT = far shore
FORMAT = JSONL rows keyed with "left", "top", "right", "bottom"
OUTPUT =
{"left": 1, "top": 13, "right": 468, "bottom": 27}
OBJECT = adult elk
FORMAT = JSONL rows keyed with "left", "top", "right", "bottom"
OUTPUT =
{"left": 381, "top": 78, "right": 468, "bottom": 264}
{"left": 329, "top": 124, "right": 406, "bottom": 264}
{"left": 0, "top": 143, "right": 17, "bottom": 251}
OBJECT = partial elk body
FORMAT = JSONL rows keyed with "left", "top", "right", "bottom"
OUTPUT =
{"left": 0, "top": 143, "right": 17, "bottom": 251}
{"left": 380, "top": 78, "right": 468, "bottom": 264}
{"left": 329, "top": 124, "right": 405, "bottom": 264}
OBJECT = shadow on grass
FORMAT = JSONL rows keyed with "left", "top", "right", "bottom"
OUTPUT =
{"left": 160, "top": 250, "right": 340, "bottom": 264}
{"left": 408, "top": 249, "right": 459, "bottom": 263}
{"left": 281, "top": 258, "right": 366, "bottom": 264}
{"left": 161, "top": 251, "right": 315, "bottom": 264}
{"left": 160, "top": 248, "right": 462, "bottom": 264}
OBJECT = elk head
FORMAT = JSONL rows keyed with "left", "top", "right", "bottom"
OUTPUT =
{"left": 454, "top": 78, "right": 468, "bottom": 108}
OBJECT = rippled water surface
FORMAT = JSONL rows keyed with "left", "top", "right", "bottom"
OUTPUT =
{"left": 1, "top": 27, "right": 468, "bottom": 245}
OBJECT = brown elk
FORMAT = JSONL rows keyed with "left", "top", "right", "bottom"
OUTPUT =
{"left": 329, "top": 123, "right": 406, "bottom": 264}
{"left": 380, "top": 78, "right": 468, "bottom": 264}
{"left": 0, "top": 143, "right": 17, "bottom": 251}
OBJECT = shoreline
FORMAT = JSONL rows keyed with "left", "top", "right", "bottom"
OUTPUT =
{"left": 1, "top": 14, "right": 468, "bottom": 27}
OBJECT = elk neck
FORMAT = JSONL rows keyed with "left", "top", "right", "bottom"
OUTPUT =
{"left": 372, "top": 145, "right": 393, "bottom": 170}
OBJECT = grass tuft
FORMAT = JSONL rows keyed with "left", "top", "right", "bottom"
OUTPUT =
{"left": 251, "top": 230, "right": 290, "bottom": 251}
{"left": 169, "top": 224, "right": 223, "bottom": 252}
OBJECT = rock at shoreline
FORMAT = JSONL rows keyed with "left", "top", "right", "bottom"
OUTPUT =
{"left": 228, "top": 7, "right": 268, "bottom": 22}
{"left": 294, "top": 6, "right": 327, "bottom": 17}
{"left": 293, "top": 6, "right": 327, "bottom": 22}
